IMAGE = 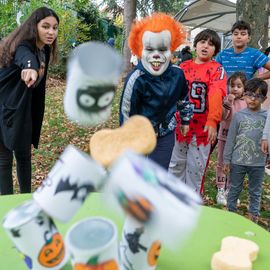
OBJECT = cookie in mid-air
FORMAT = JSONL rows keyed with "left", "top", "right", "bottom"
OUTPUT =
{"left": 89, "top": 115, "right": 157, "bottom": 167}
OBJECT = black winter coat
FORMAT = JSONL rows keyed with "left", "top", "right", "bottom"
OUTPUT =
{"left": 0, "top": 41, "right": 50, "bottom": 150}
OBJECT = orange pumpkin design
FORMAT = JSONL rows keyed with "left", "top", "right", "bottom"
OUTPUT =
{"left": 147, "top": 240, "right": 161, "bottom": 267}
{"left": 38, "top": 232, "right": 65, "bottom": 267}
{"left": 118, "top": 191, "right": 153, "bottom": 222}
{"left": 128, "top": 197, "right": 153, "bottom": 222}
{"left": 74, "top": 259, "right": 118, "bottom": 270}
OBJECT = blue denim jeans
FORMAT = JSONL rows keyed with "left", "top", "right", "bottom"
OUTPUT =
{"left": 227, "top": 164, "right": 264, "bottom": 216}
{"left": 0, "top": 140, "right": 31, "bottom": 195}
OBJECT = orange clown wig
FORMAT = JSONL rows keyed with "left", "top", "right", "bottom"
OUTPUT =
{"left": 129, "top": 13, "right": 186, "bottom": 59}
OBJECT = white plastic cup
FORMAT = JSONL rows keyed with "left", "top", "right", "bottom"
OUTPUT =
{"left": 120, "top": 216, "right": 161, "bottom": 270}
{"left": 2, "top": 200, "right": 69, "bottom": 270}
{"left": 104, "top": 150, "right": 202, "bottom": 247}
{"left": 65, "top": 217, "right": 119, "bottom": 269}
{"left": 64, "top": 41, "right": 123, "bottom": 126}
{"left": 33, "top": 145, "right": 106, "bottom": 222}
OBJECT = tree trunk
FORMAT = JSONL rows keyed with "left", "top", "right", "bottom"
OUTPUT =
{"left": 123, "top": 0, "right": 136, "bottom": 76}
{"left": 236, "top": 0, "right": 269, "bottom": 50}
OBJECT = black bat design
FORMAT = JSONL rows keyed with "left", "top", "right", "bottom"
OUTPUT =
{"left": 54, "top": 176, "right": 95, "bottom": 202}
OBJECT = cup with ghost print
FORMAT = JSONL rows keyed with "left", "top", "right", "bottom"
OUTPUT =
{"left": 64, "top": 41, "right": 123, "bottom": 127}
{"left": 2, "top": 200, "right": 69, "bottom": 270}
{"left": 65, "top": 216, "right": 119, "bottom": 270}
{"left": 120, "top": 215, "right": 161, "bottom": 270}
{"left": 33, "top": 144, "right": 106, "bottom": 222}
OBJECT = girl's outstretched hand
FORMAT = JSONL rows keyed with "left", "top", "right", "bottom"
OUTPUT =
{"left": 21, "top": 69, "right": 38, "bottom": 88}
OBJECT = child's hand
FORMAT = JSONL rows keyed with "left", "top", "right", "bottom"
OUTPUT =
{"left": 223, "top": 164, "right": 230, "bottom": 174}
{"left": 227, "top": 94, "right": 235, "bottom": 103}
{"left": 261, "top": 139, "right": 269, "bottom": 154}
{"left": 204, "top": 125, "right": 217, "bottom": 144}
{"left": 179, "top": 124, "right": 189, "bottom": 137}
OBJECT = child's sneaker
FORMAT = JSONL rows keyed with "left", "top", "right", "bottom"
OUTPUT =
{"left": 265, "top": 164, "right": 270, "bottom": 175}
{"left": 216, "top": 188, "right": 227, "bottom": 206}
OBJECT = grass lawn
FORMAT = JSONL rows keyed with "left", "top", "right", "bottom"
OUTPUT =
{"left": 15, "top": 76, "right": 269, "bottom": 230}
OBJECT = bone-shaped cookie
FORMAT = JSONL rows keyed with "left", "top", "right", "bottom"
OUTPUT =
{"left": 211, "top": 236, "right": 259, "bottom": 270}
{"left": 89, "top": 115, "right": 157, "bottom": 167}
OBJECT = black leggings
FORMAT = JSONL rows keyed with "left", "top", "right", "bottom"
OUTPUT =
{"left": 0, "top": 140, "right": 31, "bottom": 195}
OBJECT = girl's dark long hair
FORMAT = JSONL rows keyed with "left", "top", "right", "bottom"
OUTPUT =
{"left": 0, "top": 7, "right": 59, "bottom": 67}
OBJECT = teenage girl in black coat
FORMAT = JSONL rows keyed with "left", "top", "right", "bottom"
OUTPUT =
{"left": 0, "top": 7, "right": 59, "bottom": 194}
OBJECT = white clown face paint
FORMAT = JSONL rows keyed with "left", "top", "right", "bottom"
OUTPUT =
{"left": 141, "top": 30, "right": 171, "bottom": 76}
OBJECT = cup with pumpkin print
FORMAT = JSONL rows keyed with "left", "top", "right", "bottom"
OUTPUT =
{"left": 120, "top": 216, "right": 161, "bottom": 270}
{"left": 104, "top": 150, "right": 202, "bottom": 248}
{"left": 2, "top": 200, "right": 69, "bottom": 270}
{"left": 65, "top": 216, "right": 119, "bottom": 270}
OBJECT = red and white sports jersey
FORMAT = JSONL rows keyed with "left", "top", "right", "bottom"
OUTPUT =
{"left": 176, "top": 60, "right": 227, "bottom": 146}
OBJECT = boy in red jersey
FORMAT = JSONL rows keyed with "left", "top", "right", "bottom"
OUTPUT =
{"left": 169, "top": 29, "right": 227, "bottom": 194}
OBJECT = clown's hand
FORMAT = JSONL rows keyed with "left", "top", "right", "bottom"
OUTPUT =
{"left": 179, "top": 124, "right": 189, "bottom": 137}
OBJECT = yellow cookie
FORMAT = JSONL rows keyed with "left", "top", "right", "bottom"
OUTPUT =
{"left": 221, "top": 236, "right": 259, "bottom": 262}
{"left": 211, "top": 251, "right": 252, "bottom": 270}
{"left": 89, "top": 115, "right": 157, "bottom": 167}
{"left": 211, "top": 236, "right": 259, "bottom": 270}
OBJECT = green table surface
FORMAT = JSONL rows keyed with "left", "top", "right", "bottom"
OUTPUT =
{"left": 0, "top": 193, "right": 269, "bottom": 270}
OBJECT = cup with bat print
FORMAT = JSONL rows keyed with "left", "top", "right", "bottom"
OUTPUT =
{"left": 33, "top": 144, "right": 106, "bottom": 222}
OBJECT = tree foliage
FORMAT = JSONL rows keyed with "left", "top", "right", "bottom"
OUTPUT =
{"left": 0, "top": 0, "right": 20, "bottom": 38}
{"left": 76, "top": 0, "right": 106, "bottom": 42}
{"left": 101, "top": 0, "right": 185, "bottom": 17}
{"left": 137, "top": 0, "right": 185, "bottom": 16}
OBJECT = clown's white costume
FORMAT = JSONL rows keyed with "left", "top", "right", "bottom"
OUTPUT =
{"left": 119, "top": 13, "right": 193, "bottom": 169}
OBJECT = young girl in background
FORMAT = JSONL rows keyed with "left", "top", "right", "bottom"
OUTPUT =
{"left": 216, "top": 72, "right": 247, "bottom": 205}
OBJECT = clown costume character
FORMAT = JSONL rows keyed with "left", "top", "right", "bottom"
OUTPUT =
{"left": 119, "top": 13, "right": 193, "bottom": 170}
{"left": 169, "top": 29, "right": 227, "bottom": 194}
